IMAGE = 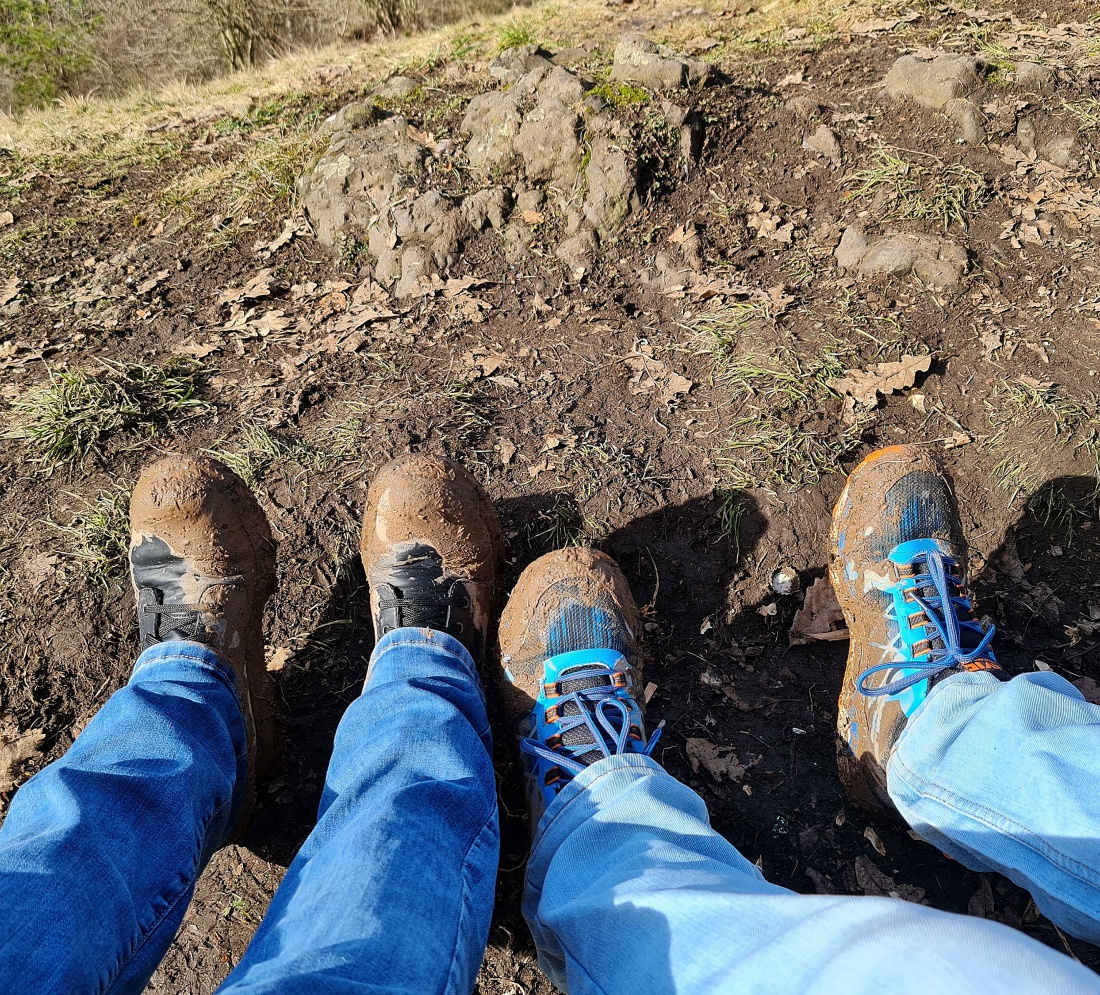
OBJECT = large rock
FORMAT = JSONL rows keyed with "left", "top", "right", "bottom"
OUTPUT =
{"left": 884, "top": 53, "right": 984, "bottom": 109}
{"left": 583, "top": 119, "right": 640, "bottom": 237}
{"left": 516, "top": 68, "right": 585, "bottom": 187}
{"left": 610, "top": 34, "right": 714, "bottom": 90}
{"left": 299, "top": 35, "right": 696, "bottom": 291}
{"left": 836, "top": 226, "right": 968, "bottom": 289}
{"left": 461, "top": 90, "right": 522, "bottom": 171}
{"left": 297, "top": 115, "right": 426, "bottom": 246}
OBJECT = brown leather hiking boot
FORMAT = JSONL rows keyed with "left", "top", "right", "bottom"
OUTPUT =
{"left": 360, "top": 454, "right": 504, "bottom": 667}
{"left": 130, "top": 455, "right": 279, "bottom": 834}
{"left": 499, "top": 548, "right": 660, "bottom": 828}
{"left": 829, "top": 445, "right": 1002, "bottom": 813}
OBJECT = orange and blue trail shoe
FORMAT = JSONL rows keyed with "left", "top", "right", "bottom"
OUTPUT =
{"left": 498, "top": 548, "right": 663, "bottom": 830}
{"left": 829, "top": 445, "right": 1003, "bottom": 812}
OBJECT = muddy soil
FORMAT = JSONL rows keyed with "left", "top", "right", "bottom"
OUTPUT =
{"left": 2, "top": 5, "right": 1100, "bottom": 991}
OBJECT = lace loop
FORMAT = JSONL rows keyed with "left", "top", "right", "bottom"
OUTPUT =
{"left": 520, "top": 661, "right": 663, "bottom": 778}
{"left": 857, "top": 548, "right": 995, "bottom": 698}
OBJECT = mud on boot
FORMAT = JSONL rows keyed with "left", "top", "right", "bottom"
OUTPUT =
{"left": 360, "top": 454, "right": 504, "bottom": 669}
{"left": 498, "top": 547, "right": 663, "bottom": 830}
{"left": 130, "top": 455, "right": 279, "bottom": 837}
{"left": 829, "top": 444, "right": 1003, "bottom": 813}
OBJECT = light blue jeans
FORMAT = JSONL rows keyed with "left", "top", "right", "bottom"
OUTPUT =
{"left": 0, "top": 630, "right": 1098, "bottom": 993}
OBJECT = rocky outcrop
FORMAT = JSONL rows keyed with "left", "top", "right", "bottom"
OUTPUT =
{"left": 298, "top": 36, "right": 712, "bottom": 294}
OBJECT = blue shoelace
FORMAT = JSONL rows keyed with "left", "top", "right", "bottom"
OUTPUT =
{"left": 520, "top": 662, "right": 664, "bottom": 777}
{"left": 857, "top": 549, "right": 996, "bottom": 698}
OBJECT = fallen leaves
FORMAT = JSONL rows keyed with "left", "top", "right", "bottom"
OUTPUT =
{"left": 853, "top": 855, "right": 927, "bottom": 904}
{"left": 254, "top": 216, "right": 310, "bottom": 258}
{"left": 0, "top": 277, "right": 21, "bottom": 306}
{"left": 624, "top": 343, "right": 694, "bottom": 403}
{"left": 218, "top": 268, "right": 277, "bottom": 306}
{"left": 789, "top": 577, "right": 849, "bottom": 645}
{"left": 828, "top": 354, "right": 932, "bottom": 408}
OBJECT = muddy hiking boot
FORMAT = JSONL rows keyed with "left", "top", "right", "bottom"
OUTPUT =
{"left": 130, "top": 455, "right": 279, "bottom": 837}
{"left": 498, "top": 548, "right": 663, "bottom": 829}
{"left": 829, "top": 444, "right": 1003, "bottom": 813}
{"left": 360, "top": 454, "right": 504, "bottom": 668}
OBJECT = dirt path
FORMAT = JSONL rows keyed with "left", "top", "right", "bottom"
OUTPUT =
{"left": 1, "top": 2, "right": 1100, "bottom": 989}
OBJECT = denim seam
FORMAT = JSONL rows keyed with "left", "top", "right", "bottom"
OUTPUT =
{"left": 101, "top": 794, "right": 232, "bottom": 995}
{"left": 890, "top": 752, "right": 1100, "bottom": 890}
{"left": 441, "top": 807, "right": 498, "bottom": 995}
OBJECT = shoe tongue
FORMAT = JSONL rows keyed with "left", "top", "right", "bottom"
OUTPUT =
{"left": 553, "top": 664, "right": 632, "bottom": 765}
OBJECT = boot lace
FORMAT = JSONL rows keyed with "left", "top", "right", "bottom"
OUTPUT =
{"left": 520, "top": 661, "right": 664, "bottom": 778}
{"left": 857, "top": 548, "right": 995, "bottom": 698}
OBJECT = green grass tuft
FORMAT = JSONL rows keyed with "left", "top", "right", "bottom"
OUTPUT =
{"left": 497, "top": 21, "right": 539, "bottom": 52}
{"left": 11, "top": 359, "right": 209, "bottom": 464}
{"left": 54, "top": 486, "right": 131, "bottom": 585}
{"left": 846, "top": 147, "right": 988, "bottom": 230}
{"left": 207, "top": 423, "right": 317, "bottom": 486}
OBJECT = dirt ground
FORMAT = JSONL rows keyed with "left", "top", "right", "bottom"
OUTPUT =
{"left": 2, "top": 0, "right": 1100, "bottom": 990}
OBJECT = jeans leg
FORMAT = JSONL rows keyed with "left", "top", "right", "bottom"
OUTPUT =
{"left": 524, "top": 754, "right": 1099, "bottom": 995}
{"left": 0, "top": 641, "right": 245, "bottom": 995}
{"left": 219, "top": 628, "right": 499, "bottom": 995}
{"left": 888, "top": 670, "right": 1100, "bottom": 942}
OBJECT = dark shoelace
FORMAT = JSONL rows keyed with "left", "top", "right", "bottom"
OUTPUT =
{"left": 139, "top": 599, "right": 206, "bottom": 648}
{"left": 857, "top": 548, "right": 996, "bottom": 697}
{"left": 376, "top": 583, "right": 470, "bottom": 636}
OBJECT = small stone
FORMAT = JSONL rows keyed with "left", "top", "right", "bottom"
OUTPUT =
{"left": 802, "top": 124, "right": 841, "bottom": 164}
{"left": 785, "top": 95, "right": 822, "bottom": 119}
{"left": 945, "top": 98, "right": 986, "bottom": 145}
{"left": 1017, "top": 118, "right": 1038, "bottom": 154}
{"left": 884, "top": 53, "right": 984, "bottom": 110}
{"left": 771, "top": 567, "right": 800, "bottom": 596}
{"left": 1040, "top": 136, "right": 1074, "bottom": 167}
{"left": 373, "top": 75, "right": 420, "bottom": 100}
{"left": 836, "top": 226, "right": 968, "bottom": 290}
{"left": 610, "top": 33, "right": 712, "bottom": 91}
{"left": 1010, "top": 61, "right": 1055, "bottom": 94}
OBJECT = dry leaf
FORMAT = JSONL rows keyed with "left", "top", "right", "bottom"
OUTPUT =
{"left": 864, "top": 825, "right": 887, "bottom": 856}
{"left": 219, "top": 268, "right": 276, "bottom": 306}
{"left": 0, "top": 211, "right": 13, "bottom": 227}
{"left": 266, "top": 647, "right": 293, "bottom": 673}
{"left": 968, "top": 876, "right": 996, "bottom": 919}
{"left": 685, "top": 738, "right": 746, "bottom": 782}
{"left": 789, "top": 576, "right": 849, "bottom": 645}
{"left": 828, "top": 354, "right": 932, "bottom": 408}
{"left": 175, "top": 340, "right": 221, "bottom": 359}
{"left": 497, "top": 438, "right": 517, "bottom": 464}
{"left": 254, "top": 216, "right": 310, "bottom": 258}
{"left": 136, "top": 269, "right": 170, "bottom": 295}
{"left": 669, "top": 221, "right": 698, "bottom": 246}
{"left": 853, "top": 855, "right": 926, "bottom": 903}
{"left": 0, "top": 277, "right": 20, "bottom": 306}
{"left": 522, "top": 209, "right": 545, "bottom": 225}
{"left": 0, "top": 717, "right": 45, "bottom": 794}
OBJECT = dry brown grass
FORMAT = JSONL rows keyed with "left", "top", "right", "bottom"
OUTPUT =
{"left": 0, "top": 0, "right": 894, "bottom": 168}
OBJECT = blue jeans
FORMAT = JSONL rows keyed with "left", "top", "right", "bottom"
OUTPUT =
{"left": 0, "top": 631, "right": 1097, "bottom": 994}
